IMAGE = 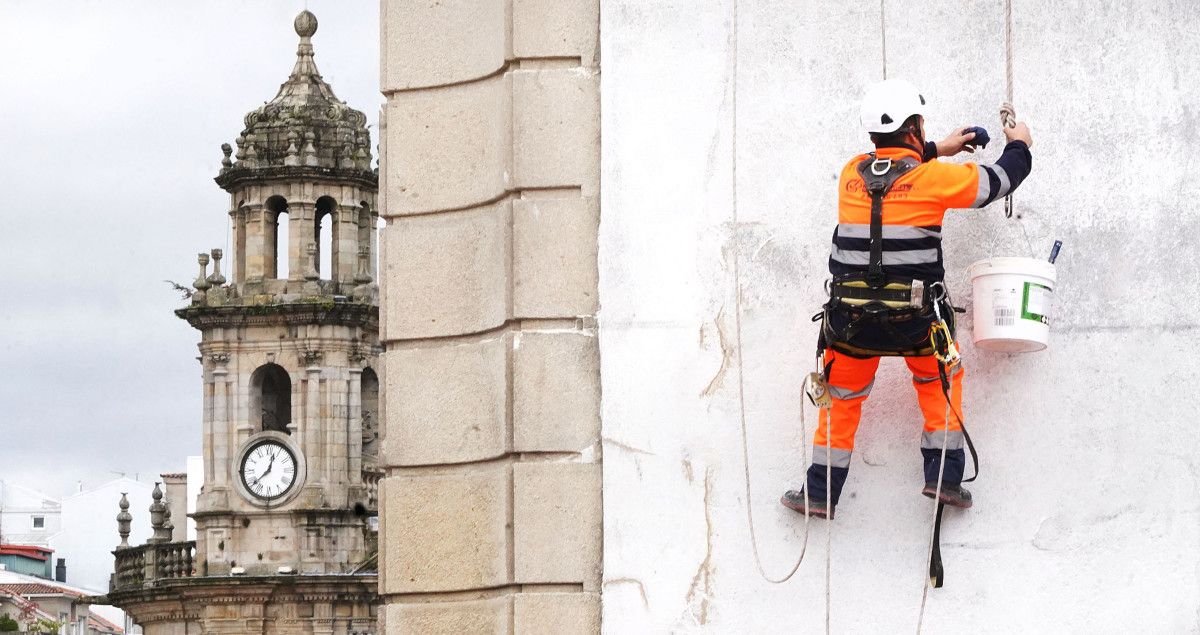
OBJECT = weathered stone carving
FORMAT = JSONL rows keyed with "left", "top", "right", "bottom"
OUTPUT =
{"left": 206, "top": 248, "right": 226, "bottom": 286}
{"left": 116, "top": 492, "right": 132, "bottom": 548}
{"left": 302, "top": 350, "right": 323, "bottom": 366}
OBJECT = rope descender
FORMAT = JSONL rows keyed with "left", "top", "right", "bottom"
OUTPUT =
{"left": 805, "top": 351, "right": 833, "bottom": 409}
{"left": 928, "top": 294, "right": 960, "bottom": 367}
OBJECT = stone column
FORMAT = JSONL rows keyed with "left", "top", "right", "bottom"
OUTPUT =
{"left": 379, "top": 1, "right": 602, "bottom": 632}
{"left": 348, "top": 367, "right": 364, "bottom": 485}
{"left": 211, "top": 358, "right": 230, "bottom": 487}
{"left": 162, "top": 473, "right": 188, "bottom": 543}
{"left": 289, "top": 200, "right": 316, "bottom": 282}
{"left": 305, "top": 359, "right": 323, "bottom": 484}
{"left": 336, "top": 204, "right": 360, "bottom": 284}
{"left": 244, "top": 204, "right": 268, "bottom": 281}
{"left": 229, "top": 204, "right": 245, "bottom": 284}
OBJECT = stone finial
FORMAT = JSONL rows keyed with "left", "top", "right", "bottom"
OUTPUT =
{"left": 352, "top": 245, "right": 377, "bottom": 303}
{"left": 149, "top": 482, "right": 169, "bottom": 543}
{"left": 302, "top": 132, "right": 319, "bottom": 167}
{"left": 284, "top": 131, "right": 300, "bottom": 167}
{"left": 354, "top": 245, "right": 373, "bottom": 285}
{"left": 116, "top": 493, "right": 132, "bottom": 548}
{"left": 244, "top": 143, "right": 259, "bottom": 169}
{"left": 234, "top": 135, "right": 247, "bottom": 162}
{"left": 192, "top": 253, "right": 211, "bottom": 306}
{"left": 294, "top": 10, "right": 318, "bottom": 38}
{"left": 220, "top": 143, "right": 233, "bottom": 170}
{"left": 207, "top": 249, "right": 227, "bottom": 286}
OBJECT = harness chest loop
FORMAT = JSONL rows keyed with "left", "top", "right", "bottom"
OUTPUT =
{"left": 860, "top": 154, "right": 918, "bottom": 287}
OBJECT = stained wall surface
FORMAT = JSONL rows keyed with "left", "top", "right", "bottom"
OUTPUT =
{"left": 599, "top": 1, "right": 1200, "bottom": 632}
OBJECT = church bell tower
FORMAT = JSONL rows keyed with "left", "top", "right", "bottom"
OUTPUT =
{"left": 181, "top": 9, "right": 382, "bottom": 578}
{"left": 105, "top": 11, "right": 380, "bottom": 634}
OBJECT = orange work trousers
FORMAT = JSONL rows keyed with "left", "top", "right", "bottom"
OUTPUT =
{"left": 807, "top": 347, "right": 965, "bottom": 506}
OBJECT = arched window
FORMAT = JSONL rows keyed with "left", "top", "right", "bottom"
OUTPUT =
{"left": 315, "top": 196, "right": 336, "bottom": 280}
{"left": 250, "top": 364, "right": 292, "bottom": 434}
{"left": 361, "top": 367, "right": 379, "bottom": 455}
{"left": 266, "top": 196, "right": 289, "bottom": 280}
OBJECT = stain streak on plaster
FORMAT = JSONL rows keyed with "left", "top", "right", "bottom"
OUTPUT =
{"left": 602, "top": 436, "right": 655, "bottom": 456}
{"left": 685, "top": 468, "right": 716, "bottom": 625}
{"left": 604, "top": 577, "right": 649, "bottom": 609}
{"left": 701, "top": 306, "right": 733, "bottom": 398}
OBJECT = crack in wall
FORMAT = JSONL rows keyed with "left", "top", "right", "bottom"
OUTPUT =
{"left": 700, "top": 306, "right": 732, "bottom": 398}
{"left": 684, "top": 467, "right": 716, "bottom": 626}
{"left": 604, "top": 577, "right": 649, "bottom": 609}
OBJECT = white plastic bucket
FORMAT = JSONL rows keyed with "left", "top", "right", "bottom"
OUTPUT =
{"left": 967, "top": 257, "right": 1056, "bottom": 353}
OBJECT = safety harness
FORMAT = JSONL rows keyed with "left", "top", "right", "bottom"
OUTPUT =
{"left": 819, "top": 154, "right": 954, "bottom": 358}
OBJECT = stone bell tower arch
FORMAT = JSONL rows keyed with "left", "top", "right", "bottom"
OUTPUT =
{"left": 106, "top": 11, "right": 380, "bottom": 634}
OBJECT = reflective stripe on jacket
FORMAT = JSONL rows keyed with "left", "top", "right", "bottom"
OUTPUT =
{"left": 828, "top": 141, "right": 1032, "bottom": 282}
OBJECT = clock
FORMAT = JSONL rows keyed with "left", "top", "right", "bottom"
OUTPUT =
{"left": 239, "top": 440, "right": 298, "bottom": 501}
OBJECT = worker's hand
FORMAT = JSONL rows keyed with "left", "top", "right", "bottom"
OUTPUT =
{"left": 1004, "top": 121, "right": 1033, "bottom": 148}
{"left": 935, "top": 128, "right": 979, "bottom": 157}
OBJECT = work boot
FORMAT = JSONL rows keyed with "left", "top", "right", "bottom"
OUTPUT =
{"left": 921, "top": 482, "right": 973, "bottom": 509}
{"left": 780, "top": 490, "right": 834, "bottom": 519}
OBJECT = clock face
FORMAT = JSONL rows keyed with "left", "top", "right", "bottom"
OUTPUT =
{"left": 239, "top": 441, "right": 298, "bottom": 500}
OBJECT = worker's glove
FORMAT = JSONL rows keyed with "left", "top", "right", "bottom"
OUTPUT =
{"left": 961, "top": 126, "right": 990, "bottom": 150}
{"left": 936, "top": 126, "right": 988, "bottom": 157}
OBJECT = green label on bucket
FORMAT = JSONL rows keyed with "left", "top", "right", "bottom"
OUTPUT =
{"left": 1021, "top": 282, "right": 1052, "bottom": 325}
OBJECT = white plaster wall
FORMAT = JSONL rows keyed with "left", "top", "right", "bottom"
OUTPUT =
{"left": 51, "top": 478, "right": 154, "bottom": 593}
{"left": 599, "top": 1, "right": 1200, "bottom": 632}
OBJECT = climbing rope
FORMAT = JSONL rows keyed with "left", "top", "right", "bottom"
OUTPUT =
{"left": 731, "top": 302, "right": 815, "bottom": 585}
{"left": 824, "top": 414, "right": 833, "bottom": 631}
{"left": 1000, "top": 0, "right": 1036, "bottom": 259}
{"left": 727, "top": 0, "right": 815, "bottom": 588}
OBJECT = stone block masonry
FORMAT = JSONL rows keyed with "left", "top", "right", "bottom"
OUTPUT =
{"left": 377, "top": 1, "right": 601, "bottom": 633}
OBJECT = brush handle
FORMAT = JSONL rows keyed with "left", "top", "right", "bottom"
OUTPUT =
{"left": 1048, "top": 240, "right": 1063, "bottom": 264}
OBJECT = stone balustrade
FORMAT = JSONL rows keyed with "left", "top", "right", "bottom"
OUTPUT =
{"left": 111, "top": 541, "right": 195, "bottom": 592}
{"left": 363, "top": 468, "right": 383, "bottom": 512}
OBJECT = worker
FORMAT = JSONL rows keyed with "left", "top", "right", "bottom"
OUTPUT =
{"left": 780, "top": 79, "right": 1033, "bottom": 519}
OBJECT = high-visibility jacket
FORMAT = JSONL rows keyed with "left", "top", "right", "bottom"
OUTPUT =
{"left": 828, "top": 140, "right": 1033, "bottom": 282}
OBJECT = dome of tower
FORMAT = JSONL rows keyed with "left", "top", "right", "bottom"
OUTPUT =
{"left": 216, "top": 11, "right": 375, "bottom": 188}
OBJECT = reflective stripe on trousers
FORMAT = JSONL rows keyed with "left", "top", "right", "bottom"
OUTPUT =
{"left": 810, "top": 349, "right": 965, "bottom": 472}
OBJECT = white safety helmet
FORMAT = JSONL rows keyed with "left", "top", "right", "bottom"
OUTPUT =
{"left": 860, "top": 79, "right": 927, "bottom": 134}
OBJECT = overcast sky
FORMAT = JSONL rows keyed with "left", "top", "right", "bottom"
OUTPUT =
{"left": 0, "top": 2, "right": 380, "bottom": 497}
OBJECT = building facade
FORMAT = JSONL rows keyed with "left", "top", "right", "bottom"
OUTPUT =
{"left": 104, "top": 12, "right": 379, "bottom": 634}
{"left": 376, "top": 1, "right": 603, "bottom": 631}
{"left": 0, "top": 481, "right": 61, "bottom": 548}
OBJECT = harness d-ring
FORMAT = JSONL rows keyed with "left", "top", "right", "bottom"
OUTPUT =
{"left": 928, "top": 281, "right": 947, "bottom": 304}
{"left": 870, "top": 158, "right": 893, "bottom": 176}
